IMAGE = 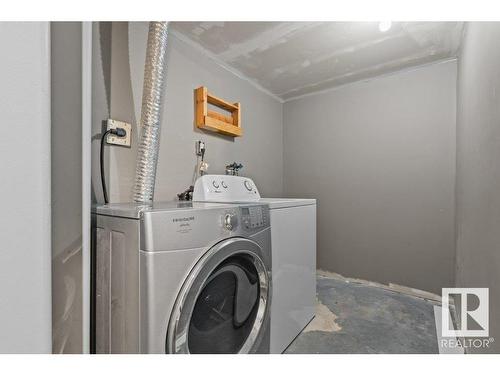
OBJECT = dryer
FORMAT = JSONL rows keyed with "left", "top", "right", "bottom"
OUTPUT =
{"left": 193, "top": 175, "right": 316, "bottom": 353}
{"left": 93, "top": 201, "right": 272, "bottom": 354}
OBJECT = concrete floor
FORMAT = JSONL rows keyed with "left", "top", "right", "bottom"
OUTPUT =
{"left": 285, "top": 273, "right": 441, "bottom": 354}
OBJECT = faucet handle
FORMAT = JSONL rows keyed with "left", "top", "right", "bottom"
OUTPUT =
{"left": 225, "top": 162, "right": 243, "bottom": 175}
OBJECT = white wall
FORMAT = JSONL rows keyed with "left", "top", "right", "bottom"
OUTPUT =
{"left": 92, "top": 22, "right": 283, "bottom": 204}
{"left": 283, "top": 60, "right": 457, "bottom": 293}
{"left": 456, "top": 22, "right": 500, "bottom": 353}
{"left": 0, "top": 22, "right": 52, "bottom": 353}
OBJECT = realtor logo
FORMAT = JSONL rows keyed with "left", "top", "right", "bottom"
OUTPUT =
{"left": 442, "top": 288, "right": 489, "bottom": 337}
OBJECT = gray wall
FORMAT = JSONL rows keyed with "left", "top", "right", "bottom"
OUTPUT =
{"left": 92, "top": 22, "right": 283, "bottom": 204}
{"left": 456, "top": 23, "right": 500, "bottom": 352}
{"left": 91, "top": 22, "right": 112, "bottom": 204}
{"left": 0, "top": 22, "right": 52, "bottom": 353}
{"left": 283, "top": 60, "right": 457, "bottom": 293}
{"left": 51, "top": 22, "right": 83, "bottom": 354}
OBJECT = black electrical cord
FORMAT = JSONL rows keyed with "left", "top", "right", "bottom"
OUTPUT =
{"left": 100, "top": 130, "right": 112, "bottom": 204}
{"left": 100, "top": 128, "right": 126, "bottom": 204}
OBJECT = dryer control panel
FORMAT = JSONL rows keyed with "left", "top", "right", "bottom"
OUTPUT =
{"left": 241, "top": 205, "right": 268, "bottom": 230}
{"left": 193, "top": 174, "right": 261, "bottom": 202}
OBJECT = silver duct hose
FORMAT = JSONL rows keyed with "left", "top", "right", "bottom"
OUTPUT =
{"left": 133, "top": 21, "right": 169, "bottom": 203}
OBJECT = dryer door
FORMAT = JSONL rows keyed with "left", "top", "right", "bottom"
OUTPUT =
{"left": 166, "top": 237, "right": 270, "bottom": 354}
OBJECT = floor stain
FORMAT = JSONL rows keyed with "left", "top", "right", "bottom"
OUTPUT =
{"left": 303, "top": 299, "right": 342, "bottom": 333}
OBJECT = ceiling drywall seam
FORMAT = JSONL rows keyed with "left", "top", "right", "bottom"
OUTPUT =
{"left": 269, "top": 29, "right": 413, "bottom": 81}
{"left": 170, "top": 29, "right": 284, "bottom": 103}
{"left": 216, "top": 22, "right": 319, "bottom": 61}
{"left": 283, "top": 57, "right": 458, "bottom": 103}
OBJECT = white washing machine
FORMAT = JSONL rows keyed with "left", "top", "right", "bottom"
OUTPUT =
{"left": 193, "top": 175, "right": 316, "bottom": 353}
{"left": 93, "top": 201, "right": 272, "bottom": 353}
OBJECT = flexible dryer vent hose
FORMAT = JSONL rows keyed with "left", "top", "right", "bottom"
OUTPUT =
{"left": 133, "top": 21, "right": 169, "bottom": 203}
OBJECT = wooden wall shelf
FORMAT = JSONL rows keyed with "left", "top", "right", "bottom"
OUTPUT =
{"left": 195, "top": 86, "right": 242, "bottom": 137}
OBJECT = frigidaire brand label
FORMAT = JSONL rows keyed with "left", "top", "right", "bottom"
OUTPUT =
{"left": 172, "top": 216, "right": 195, "bottom": 223}
{"left": 173, "top": 216, "right": 195, "bottom": 234}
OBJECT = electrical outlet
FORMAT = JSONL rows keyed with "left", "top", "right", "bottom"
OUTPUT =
{"left": 106, "top": 119, "right": 132, "bottom": 147}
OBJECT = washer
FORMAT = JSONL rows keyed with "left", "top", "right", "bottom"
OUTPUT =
{"left": 92, "top": 201, "right": 272, "bottom": 354}
{"left": 193, "top": 175, "right": 316, "bottom": 353}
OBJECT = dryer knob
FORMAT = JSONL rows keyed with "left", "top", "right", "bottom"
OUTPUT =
{"left": 224, "top": 213, "right": 238, "bottom": 230}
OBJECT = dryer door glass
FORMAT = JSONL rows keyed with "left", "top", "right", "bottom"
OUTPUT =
{"left": 188, "top": 255, "right": 259, "bottom": 353}
{"left": 166, "top": 238, "right": 269, "bottom": 354}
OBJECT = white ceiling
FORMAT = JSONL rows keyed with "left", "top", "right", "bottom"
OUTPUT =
{"left": 171, "top": 22, "right": 463, "bottom": 101}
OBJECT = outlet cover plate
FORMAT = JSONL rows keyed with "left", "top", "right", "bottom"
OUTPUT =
{"left": 106, "top": 119, "right": 131, "bottom": 147}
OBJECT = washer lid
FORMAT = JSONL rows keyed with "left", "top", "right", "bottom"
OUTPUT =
{"left": 258, "top": 198, "right": 316, "bottom": 209}
{"left": 192, "top": 175, "right": 316, "bottom": 209}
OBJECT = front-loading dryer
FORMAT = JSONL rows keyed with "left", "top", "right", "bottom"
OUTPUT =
{"left": 92, "top": 201, "right": 271, "bottom": 354}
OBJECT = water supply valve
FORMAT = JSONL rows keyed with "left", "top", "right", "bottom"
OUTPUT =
{"left": 225, "top": 162, "right": 243, "bottom": 176}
